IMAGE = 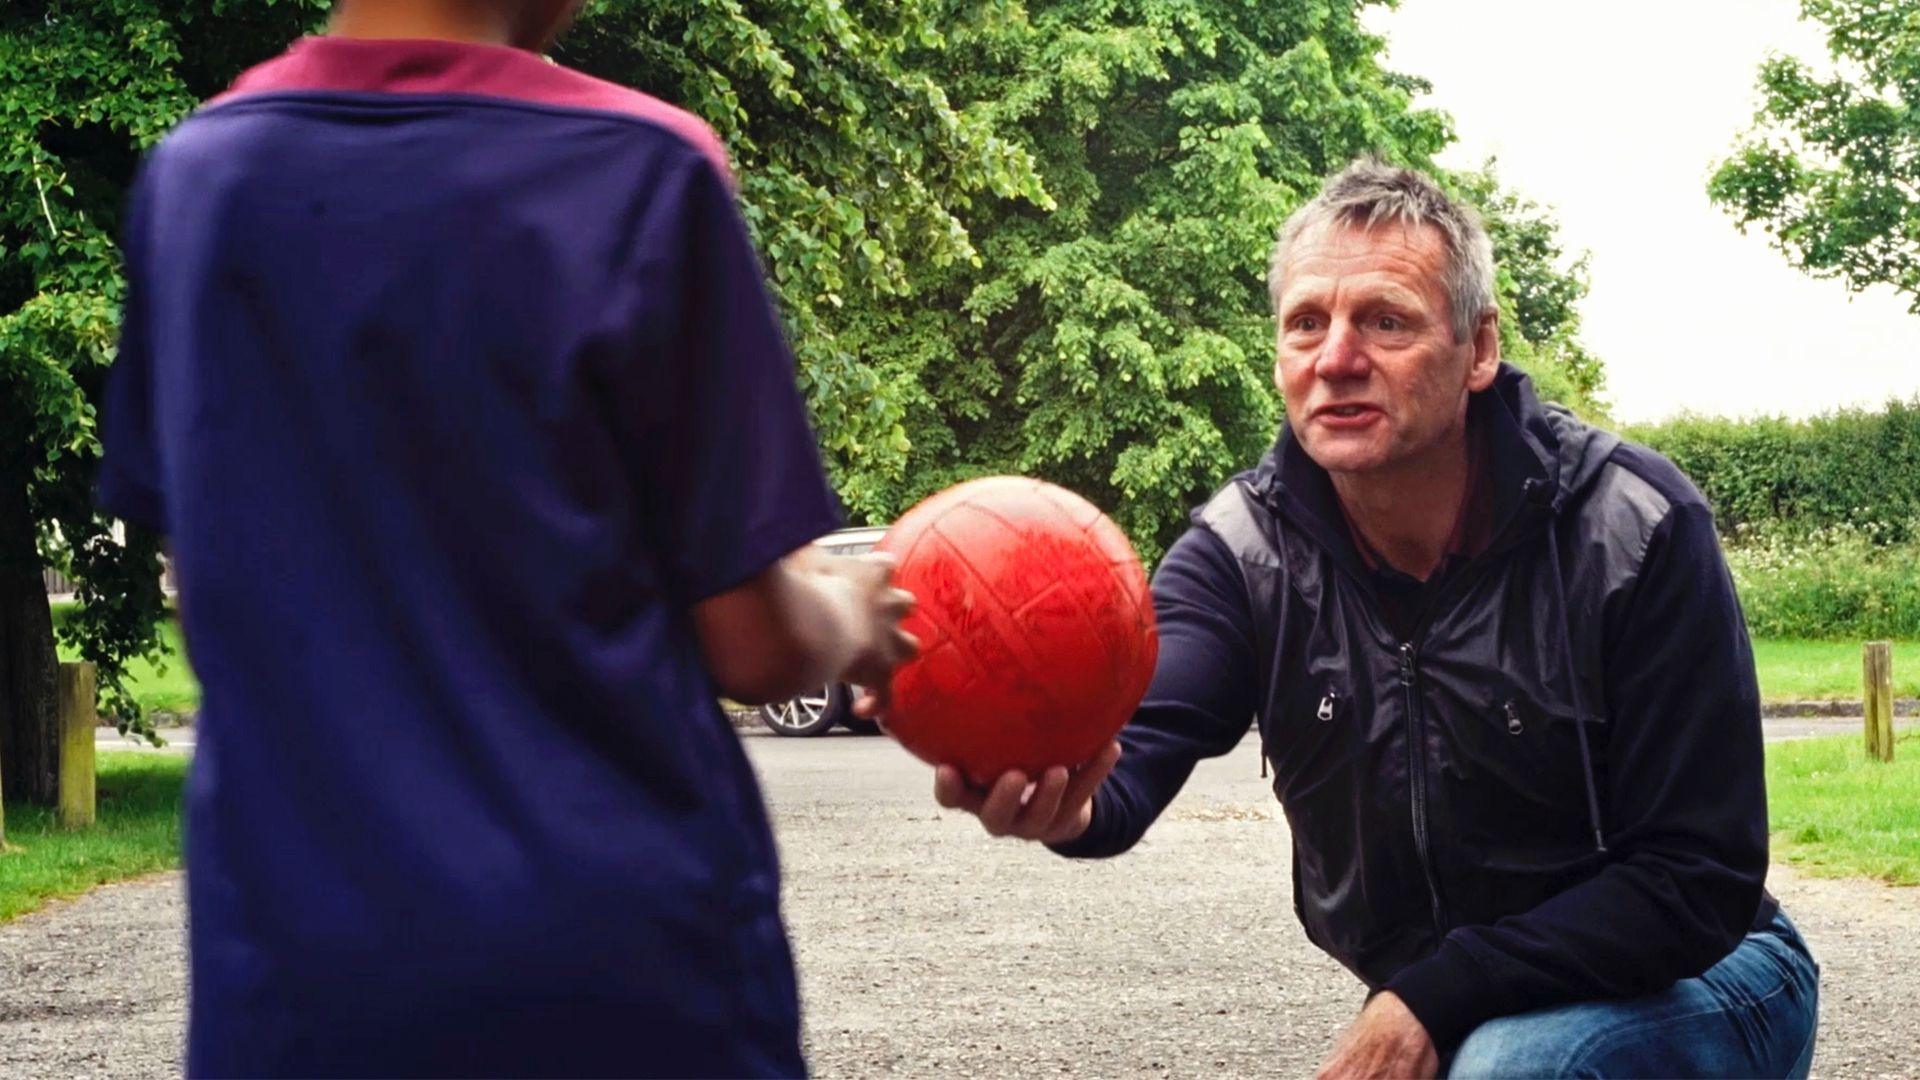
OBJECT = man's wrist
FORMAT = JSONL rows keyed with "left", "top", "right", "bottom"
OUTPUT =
{"left": 1384, "top": 940, "right": 1505, "bottom": 1050}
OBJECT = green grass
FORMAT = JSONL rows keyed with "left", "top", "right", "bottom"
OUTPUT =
{"left": 1752, "top": 639, "right": 1920, "bottom": 701}
{"left": 43, "top": 624, "right": 1920, "bottom": 717}
{"left": 1766, "top": 732, "right": 1920, "bottom": 886}
{"left": 51, "top": 607, "right": 200, "bottom": 717}
{"left": 0, "top": 752, "right": 188, "bottom": 921}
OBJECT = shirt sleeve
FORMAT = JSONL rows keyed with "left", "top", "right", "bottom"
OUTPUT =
{"left": 1049, "top": 525, "right": 1260, "bottom": 857}
{"left": 97, "top": 174, "right": 168, "bottom": 533}
{"left": 1386, "top": 500, "right": 1769, "bottom": 1047}
{"left": 636, "top": 153, "right": 843, "bottom": 603}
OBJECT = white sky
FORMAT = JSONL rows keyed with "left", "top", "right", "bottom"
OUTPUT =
{"left": 1372, "top": 0, "right": 1920, "bottom": 423}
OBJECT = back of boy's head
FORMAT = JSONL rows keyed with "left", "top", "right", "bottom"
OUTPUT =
{"left": 504, "top": 0, "right": 585, "bottom": 49}
{"left": 332, "top": 0, "right": 585, "bottom": 50}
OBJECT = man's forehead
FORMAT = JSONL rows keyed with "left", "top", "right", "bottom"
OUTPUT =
{"left": 1278, "top": 220, "right": 1448, "bottom": 300}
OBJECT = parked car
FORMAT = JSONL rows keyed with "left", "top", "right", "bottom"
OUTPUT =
{"left": 758, "top": 525, "right": 890, "bottom": 738}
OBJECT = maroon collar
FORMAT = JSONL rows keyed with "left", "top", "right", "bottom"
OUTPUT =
{"left": 209, "top": 36, "right": 733, "bottom": 182}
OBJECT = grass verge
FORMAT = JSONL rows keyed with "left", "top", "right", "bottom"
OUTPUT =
{"left": 51, "top": 608, "right": 200, "bottom": 717}
{"left": 1766, "top": 731, "right": 1920, "bottom": 886}
{"left": 44, "top": 630, "right": 1920, "bottom": 718}
{"left": 1752, "top": 639, "right": 1920, "bottom": 701}
{"left": 0, "top": 752, "right": 188, "bottom": 922}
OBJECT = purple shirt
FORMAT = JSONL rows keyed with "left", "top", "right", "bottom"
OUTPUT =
{"left": 100, "top": 36, "right": 835, "bottom": 1077}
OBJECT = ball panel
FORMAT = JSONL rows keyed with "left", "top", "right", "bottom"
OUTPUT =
{"left": 876, "top": 476, "right": 1158, "bottom": 782}
{"left": 1006, "top": 580, "right": 1114, "bottom": 737}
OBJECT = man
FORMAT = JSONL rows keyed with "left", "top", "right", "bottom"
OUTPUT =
{"left": 98, "top": 1, "right": 913, "bottom": 1075}
{"left": 933, "top": 160, "right": 1820, "bottom": 1078}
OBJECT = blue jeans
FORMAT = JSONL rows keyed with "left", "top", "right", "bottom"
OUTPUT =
{"left": 1446, "top": 909, "right": 1819, "bottom": 1078}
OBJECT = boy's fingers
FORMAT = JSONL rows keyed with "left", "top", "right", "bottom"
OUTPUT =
{"left": 893, "top": 629, "right": 920, "bottom": 662}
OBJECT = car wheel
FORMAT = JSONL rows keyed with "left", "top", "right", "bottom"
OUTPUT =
{"left": 759, "top": 684, "right": 843, "bottom": 737}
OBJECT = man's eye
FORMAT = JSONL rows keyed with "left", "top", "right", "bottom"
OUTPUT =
{"left": 1376, "top": 315, "right": 1403, "bottom": 332}
{"left": 1291, "top": 315, "right": 1321, "bottom": 332}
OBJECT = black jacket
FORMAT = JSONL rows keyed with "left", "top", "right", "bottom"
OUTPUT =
{"left": 1052, "top": 365, "right": 1774, "bottom": 1047}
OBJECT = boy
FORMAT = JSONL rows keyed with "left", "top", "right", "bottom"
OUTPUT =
{"left": 98, "top": 1, "right": 913, "bottom": 1075}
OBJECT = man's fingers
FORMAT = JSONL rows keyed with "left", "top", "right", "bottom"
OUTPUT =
{"left": 976, "top": 771, "right": 1032, "bottom": 836}
{"left": 1060, "top": 740, "right": 1121, "bottom": 813}
{"left": 933, "top": 765, "right": 983, "bottom": 812}
{"left": 1016, "top": 766, "right": 1071, "bottom": 836}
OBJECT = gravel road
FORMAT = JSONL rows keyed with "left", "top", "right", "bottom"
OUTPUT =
{"left": 4, "top": 731, "right": 1915, "bottom": 1077}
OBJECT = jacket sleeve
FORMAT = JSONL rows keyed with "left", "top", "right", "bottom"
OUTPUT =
{"left": 1386, "top": 500, "right": 1770, "bottom": 1047}
{"left": 1048, "top": 525, "right": 1260, "bottom": 858}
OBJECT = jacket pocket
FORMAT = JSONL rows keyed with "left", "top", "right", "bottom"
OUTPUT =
{"left": 1434, "top": 685, "right": 1607, "bottom": 917}
{"left": 1261, "top": 673, "right": 1360, "bottom": 803}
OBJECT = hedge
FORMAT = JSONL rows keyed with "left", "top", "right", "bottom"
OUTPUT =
{"left": 1627, "top": 399, "right": 1920, "bottom": 541}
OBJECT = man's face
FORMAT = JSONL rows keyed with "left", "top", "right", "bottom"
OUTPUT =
{"left": 1272, "top": 222, "right": 1498, "bottom": 477}
{"left": 508, "top": 0, "right": 585, "bottom": 50}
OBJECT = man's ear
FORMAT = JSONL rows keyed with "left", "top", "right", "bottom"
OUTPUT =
{"left": 1466, "top": 309, "right": 1501, "bottom": 392}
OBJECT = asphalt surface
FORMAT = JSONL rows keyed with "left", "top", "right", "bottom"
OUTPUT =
{"left": 8, "top": 727, "right": 1918, "bottom": 1078}
{"left": 758, "top": 730, "right": 1919, "bottom": 1078}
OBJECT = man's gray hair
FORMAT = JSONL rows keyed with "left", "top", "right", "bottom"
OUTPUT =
{"left": 1267, "top": 158, "right": 1496, "bottom": 343}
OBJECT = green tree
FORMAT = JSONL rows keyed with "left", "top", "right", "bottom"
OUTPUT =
{"left": 556, "top": 0, "right": 1049, "bottom": 509}
{"left": 1710, "top": 0, "right": 1920, "bottom": 310}
{"left": 1455, "top": 162, "right": 1606, "bottom": 418}
{"left": 1, "top": 0, "right": 1044, "bottom": 802}
{"left": 2, "top": 0, "right": 1600, "bottom": 797}
{"left": 825, "top": 0, "right": 1603, "bottom": 559}
{"left": 1, "top": 0, "right": 319, "bottom": 804}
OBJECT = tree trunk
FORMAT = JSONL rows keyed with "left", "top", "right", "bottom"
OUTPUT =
{"left": 0, "top": 439, "right": 59, "bottom": 808}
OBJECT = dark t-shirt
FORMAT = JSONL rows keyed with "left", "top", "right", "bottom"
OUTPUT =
{"left": 98, "top": 36, "right": 836, "bottom": 1077}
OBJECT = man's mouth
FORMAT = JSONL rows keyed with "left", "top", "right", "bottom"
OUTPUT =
{"left": 1315, "top": 403, "right": 1382, "bottom": 421}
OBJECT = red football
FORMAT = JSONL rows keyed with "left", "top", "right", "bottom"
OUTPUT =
{"left": 875, "top": 477, "right": 1158, "bottom": 785}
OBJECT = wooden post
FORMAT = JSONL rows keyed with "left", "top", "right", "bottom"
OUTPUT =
{"left": 1864, "top": 642, "right": 1894, "bottom": 764}
{"left": 56, "top": 662, "right": 96, "bottom": 828}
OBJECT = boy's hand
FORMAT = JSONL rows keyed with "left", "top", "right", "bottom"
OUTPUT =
{"left": 820, "top": 553, "right": 918, "bottom": 711}
{"left": 931, "top": 740, "right": 1121, "bottom": 844}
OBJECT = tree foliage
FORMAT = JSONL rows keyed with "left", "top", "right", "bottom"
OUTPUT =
{"left": 1710, "top": 0, "right": 1920, "bottom": 310}
{"left": 1, "top": 0, "right": 321, "bottom": 743}
{"left": 817, "top": 0, "right": 1604, "bottom": 558}
{"left": 556, "top": 0, "right": 1051, "bottom": 506}
{"left": 1, "top": 0, "right": 1604, "bottom": 750}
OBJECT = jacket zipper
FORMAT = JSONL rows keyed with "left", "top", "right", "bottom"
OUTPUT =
{"left": 1399, "top": 642, "right": 1447, "bottom": 932}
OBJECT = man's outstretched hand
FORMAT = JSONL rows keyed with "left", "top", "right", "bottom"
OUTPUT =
{"left": 1315, "top": 992, "right": 1438, "bottom": 1080}
{"left": 930, "top": 741, "right": 1122, "bottom": 845}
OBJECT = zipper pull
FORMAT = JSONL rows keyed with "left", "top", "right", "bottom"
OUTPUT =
{"left": 1504, "top": 700, "right": 1524, "bottom": 735}
{"left": 1316, "top": 692, "right": 1337, "bottom": 723}
{"left": 1398, "top": 643, "right": 1417, "bottom": 684}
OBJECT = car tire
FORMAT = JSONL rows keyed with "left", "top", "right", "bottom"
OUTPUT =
{"left": 759, "top": 683, "right": 846, "bottom": 737}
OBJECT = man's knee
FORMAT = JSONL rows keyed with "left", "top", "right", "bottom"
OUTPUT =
{"left": 1447, "top": 1008, "right": 1601, "bottom": 1079}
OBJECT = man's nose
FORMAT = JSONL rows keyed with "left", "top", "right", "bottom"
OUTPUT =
{"left": 1315, "top": 320, "right": 1370, "bottom": 381}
